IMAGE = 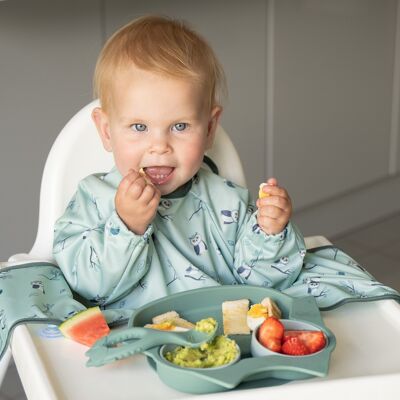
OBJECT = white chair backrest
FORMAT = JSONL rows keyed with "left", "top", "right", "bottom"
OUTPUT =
{"left": 29, "top": 99, "right": 246, "bottom": 259}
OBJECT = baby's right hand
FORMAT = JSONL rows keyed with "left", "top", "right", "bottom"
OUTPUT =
{"left": 115, "top": 169, "right": 161, "bottom": 235}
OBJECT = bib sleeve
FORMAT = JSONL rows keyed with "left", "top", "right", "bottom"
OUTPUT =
{"left": 53, "top": 179, "right": 153, "bottom": 305}
{"left": 233, "top": 196, "right": 306, "bottom": 290}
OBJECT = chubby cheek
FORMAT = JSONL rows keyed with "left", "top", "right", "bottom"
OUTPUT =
{"left": 112, "top": 147, "right": 141, "bottom": 177}
{"left": 180, "top": 144, "right": 207, "bottom": 175}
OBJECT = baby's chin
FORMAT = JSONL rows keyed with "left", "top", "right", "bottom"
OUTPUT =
{"left": 157, "top": 174, "right": 194, "bottom": 196}
{"left": 157, "top": 181, "right": 182, "bottom": 196}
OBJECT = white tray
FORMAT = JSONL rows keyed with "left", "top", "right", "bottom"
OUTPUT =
{"left": 11, "top": 300, "right": 400, "bottom": 400}
{"left": 8, "top": 236, "right": 400, "bottom": 399}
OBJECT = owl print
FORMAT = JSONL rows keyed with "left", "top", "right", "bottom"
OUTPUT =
{"left": 31, "top": 280, "right": 45, "bottom": 294}
{"left": 237, "top": 263, "right": 253, "bottom": 280}
{"left": 221, "top": 209, "right": 239, "bottom": 224}
{"left": 189, "top": 232, "right": 208, "bottom": 255}
{"left": 270, "top": 257, "right": 291, "bottom": 275}
{"left": 302, "top": 277, "right": 328, "bottom": 298}
{"left": 252, "top": 223, "right": 261, "bottom": 234}
{"left": 158, "top": 199, "right": 174, "bottom": 221}
{"left": 184, "top": 265, "right": 206, "bottom": 281}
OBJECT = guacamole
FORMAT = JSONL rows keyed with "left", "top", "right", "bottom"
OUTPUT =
{"left": 164, "top": 318, "right": 239, "bottom": 369}
{"left": 195, "top": 317, "right": 216, "bottom": 334}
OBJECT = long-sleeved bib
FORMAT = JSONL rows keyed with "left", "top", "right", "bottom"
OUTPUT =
{"left": 53, "top": 167, "right": 306, "bottom": 310}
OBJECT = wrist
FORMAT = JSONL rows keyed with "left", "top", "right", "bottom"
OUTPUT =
{"left": 121, "top": 216, "right": 149, "bottom": 235}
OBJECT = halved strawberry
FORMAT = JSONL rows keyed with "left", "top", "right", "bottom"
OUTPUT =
{"left": 283, "top": 330, "right": 326, "bottom": 353}
{"left": 257, "top": 317, "right": 284, "bottom": 352}
{"left": 281, "top": 337, "right": 310, "bottom": 356}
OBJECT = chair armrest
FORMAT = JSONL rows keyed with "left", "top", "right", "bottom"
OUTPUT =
{"left": 4, "top": 253, "right": 54, "bottom": 267}
{"left": 1, "top": 254, "right": 32, "bottom": 268}
{"left": 304, "top": 235, "right": 332, "bottom": 249}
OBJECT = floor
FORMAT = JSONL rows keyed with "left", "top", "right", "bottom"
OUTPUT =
{"left": 0, "top": 212, "right": 399, "bottom": 400}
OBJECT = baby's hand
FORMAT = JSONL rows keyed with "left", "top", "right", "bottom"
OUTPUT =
{"left": 256, "top": 178, "right": 292, "bottom": 235}
{"left": 115, "top": 169, "right": 161, "bottom": 235}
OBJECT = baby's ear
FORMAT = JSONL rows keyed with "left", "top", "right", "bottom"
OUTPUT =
{"left": 92, "top": 107, "right": 113, "bottom": 152}
{"left": 206, "top": 106, "right": 223, "bottom": 150}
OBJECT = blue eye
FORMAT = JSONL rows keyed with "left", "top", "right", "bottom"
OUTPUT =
{"left": 131, "top": 123, "right": 147, "bottom": 132}
{"left": 172, "top": 123, "right": 188, "bottom": 132}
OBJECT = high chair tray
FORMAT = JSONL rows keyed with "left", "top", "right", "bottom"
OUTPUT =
{"left": 129, "top": 286, "right": 336, "bottom": 394}
{"left": 9, "top": 236, "right": 400, "bottom": 399}
{"left": 12, "top": 295, "right": 400, "bottom": 399}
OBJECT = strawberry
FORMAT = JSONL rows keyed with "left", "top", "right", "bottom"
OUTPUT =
{"left": 257, "top": 317, "right": 284, "bottom": 352}
{"left": 281, "top": 337, "right": 310, "bottom": 356}
{"left": 283, "top": 330, "right": 326, "bottom": 354}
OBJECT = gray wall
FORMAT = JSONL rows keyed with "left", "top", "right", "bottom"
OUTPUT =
{"left": 1, "top": 0, "right": 400, "bottom": 261}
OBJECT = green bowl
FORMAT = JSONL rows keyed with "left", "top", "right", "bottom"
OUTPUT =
{"left": 251, "top": 319, "right": 329, "bottom": 358}
{"left": 129, "top": 285, "right": 336, "bottom": 394}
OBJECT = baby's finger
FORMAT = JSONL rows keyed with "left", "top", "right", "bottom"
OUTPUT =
{"left": 257, "top": 195, "right": 291, "bottom": 211}
{"left": 125, "top": 176, "right": 149, "bottom": 200}
{"left": 148, "top": 190, "right": 161, "bottom": 210}
{"left": 259, "top": 178, "right": 278, "bottom": 199}
{"left": 118, "top": 169, "right": 140, "bottom": 195}
{"left": 260, "top": 184, "right": 289, "bottom": 199}
{"left": 266, "top": 177, "right": 278, "bottom": 186}
{"left": 258, "top": 205, "right": 285, "bottom": 219}
{"left": 140, "top": 184, "right": 159, "bottom": 204}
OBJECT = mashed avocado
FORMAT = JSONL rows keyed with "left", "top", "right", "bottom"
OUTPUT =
{"left": 164, "top": 318, "right": 239, "bottom": 368}
{"left": 195, "top": 317, "right": 216, "bottom": 334}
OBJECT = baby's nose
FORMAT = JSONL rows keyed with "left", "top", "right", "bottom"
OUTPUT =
{"left": 149, "top": 132, "right": 171, "bottom": 154}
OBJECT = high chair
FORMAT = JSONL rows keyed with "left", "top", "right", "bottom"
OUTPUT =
{"left": 2, "top": 100, "right": 399, "bottom": 398}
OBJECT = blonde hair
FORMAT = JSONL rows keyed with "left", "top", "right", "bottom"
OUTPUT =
{"left": 93, "top": 15, "right": 227, "bottom": 112}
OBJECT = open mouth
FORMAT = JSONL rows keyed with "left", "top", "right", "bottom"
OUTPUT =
{"left": 143, "top": 166, "right": 174, "bottom": 185}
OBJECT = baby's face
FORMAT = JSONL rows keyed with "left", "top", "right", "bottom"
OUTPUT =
{"left": 94, "top": 65, "right": 221, "bottom": 195}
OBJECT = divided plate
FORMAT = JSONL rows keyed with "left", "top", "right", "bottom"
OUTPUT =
{"left": 129, "top": 285, "right": 336, "bottom": 394}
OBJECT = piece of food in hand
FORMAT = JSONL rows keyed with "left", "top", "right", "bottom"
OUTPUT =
{"left": 258, "top": 183, "right": 269, "bottom": 198}
{"left": 257, "top": 317, "right": 284, "bottom": 352}
{"left": 222, "top": 299, "right": 250, "bottom": 335}
{"left": 281, "top": 336, "right": 310, "bottom": 356}
{"left": 139, "top": 167, "right": 146, "bottom": 176}
{"left": 59, "top": 306, "right": 110, "bottom": 347}
{"left": 139, "top": 167, "right": 152, "bottom": 185}
{"left": 283, "top": 330, "right": 326, "bottom": 354}
{"left": 247, "top": 297, "right": 282, "bottom": 330}
{"left": 151, "top": 310, "right": 195, "bottom": 330}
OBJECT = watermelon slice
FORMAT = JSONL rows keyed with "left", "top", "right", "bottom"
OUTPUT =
{"left": 59, "top": 307, "right": 110, "bottom": 347}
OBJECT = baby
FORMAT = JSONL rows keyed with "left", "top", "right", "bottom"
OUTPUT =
{"left": 53, "top": 16, "right": 306, "bottom": 310}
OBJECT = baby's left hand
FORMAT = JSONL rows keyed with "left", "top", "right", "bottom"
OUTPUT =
{"left": 256, "top": 178, "right": 292, "bottom": 235}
